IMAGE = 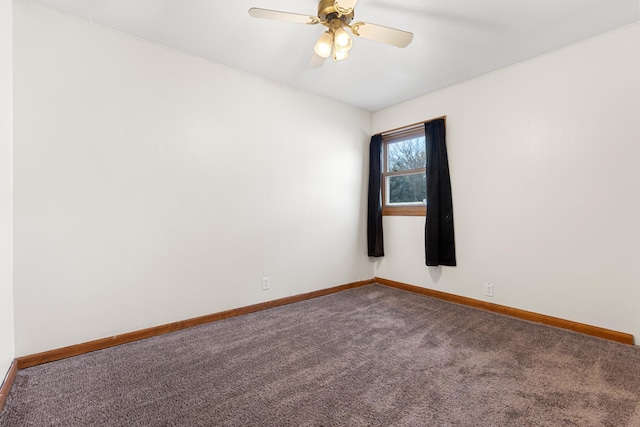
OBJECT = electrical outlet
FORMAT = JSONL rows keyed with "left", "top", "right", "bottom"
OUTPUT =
{"left": 484, "top": 283, "right": 494, "bottom": 297}
{"left": 262, "top": 277, "right": 270, "bottom": 291}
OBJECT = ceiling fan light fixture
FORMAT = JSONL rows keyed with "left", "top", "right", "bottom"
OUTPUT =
{"left": 333, "top": 27, "right": 353, "bottom": 52}
{"left": 314, "top": 31, "right": 334, "bottom": 58}
{"left": 248, "top": 0, "right": 414, "bottom": 68}
{"left": 333, "top": 49, "right": 349, "bottom": 62}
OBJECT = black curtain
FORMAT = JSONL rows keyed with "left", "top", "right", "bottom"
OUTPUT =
{"left": 367, "top": 134, "right": 384, "bottom": 257}
{"left": 425, "top": 119, "right": 456, "bottom": 266}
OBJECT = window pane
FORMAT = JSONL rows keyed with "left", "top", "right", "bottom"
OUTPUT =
{"left": 387, "top": 137, "right": 426, "bottom": 172}
{"left": 387, "top": 173, "right": 426, "bottom": 205}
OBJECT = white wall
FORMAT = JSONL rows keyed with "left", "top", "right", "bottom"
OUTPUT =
{"left": 0, "top": 0, "right": 15, "bottom": 381}
{"left": 373, "top": 23, "right": 640, "bottom": 342}
{"left": 13, "top": 3, "right": 373, "bottom": 356}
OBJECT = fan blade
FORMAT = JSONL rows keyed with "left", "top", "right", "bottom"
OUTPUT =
{"left": 308, "top": 53, "right": 327, "bottom": 69}
{"left": 334, "top": 0, "right": 358, "bottom": 15}
{"left": 350, "top": 22, "right": 413, "bottom": 48}
{"left": 248, "top": 8, "right": 319, "bottom": 25}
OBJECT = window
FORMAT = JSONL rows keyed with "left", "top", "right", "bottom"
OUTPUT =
{"left": 382, "top": 124, "right": 426, "bottom": 216}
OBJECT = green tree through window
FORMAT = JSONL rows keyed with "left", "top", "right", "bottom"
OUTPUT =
{"left": 387, "top": 137, "right": 426, "bottom": 204}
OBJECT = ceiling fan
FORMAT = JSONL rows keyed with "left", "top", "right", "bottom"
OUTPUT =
{"left": 248, "top": 0, "right": 413, "bottom": 67}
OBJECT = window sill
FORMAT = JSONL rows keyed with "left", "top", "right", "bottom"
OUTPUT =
{"left": 382, "top": 206, "right": 426, "bottom": 216}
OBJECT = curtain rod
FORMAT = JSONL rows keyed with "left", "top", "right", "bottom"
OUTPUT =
{"left": 378, "top": 115, "right": 446, "bottom": 136}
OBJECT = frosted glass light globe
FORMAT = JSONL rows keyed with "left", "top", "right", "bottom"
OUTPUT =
{"left": 333, "top": 27, "right": 353, "bottom": 53}
{"left": 314, "top": 32, "right": 333, "bottom": 58}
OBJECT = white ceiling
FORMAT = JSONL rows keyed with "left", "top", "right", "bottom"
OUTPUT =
{"left": 23, "top": 0, "right": 640, "bottom": 112}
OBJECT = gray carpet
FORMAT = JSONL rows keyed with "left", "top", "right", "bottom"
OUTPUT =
{"left": 2, "top": 284, "right": 640, "bottom": 426}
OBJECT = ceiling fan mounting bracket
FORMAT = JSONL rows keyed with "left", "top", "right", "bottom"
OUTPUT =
{"left": 318, "top": 0, "right": 354, "bottom": 23}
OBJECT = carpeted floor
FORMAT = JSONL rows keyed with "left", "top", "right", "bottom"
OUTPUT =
{"left": 1, "top": 284, "right": 640, "bottom": 426}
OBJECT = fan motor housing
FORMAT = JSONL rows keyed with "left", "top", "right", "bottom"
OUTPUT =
{"left": 317, "top": 0, "right": 354, "bottom": 24}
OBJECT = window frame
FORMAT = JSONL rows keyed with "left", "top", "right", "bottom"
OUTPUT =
{"left": 381, "top": 124, "right": 427, "bottom": 217}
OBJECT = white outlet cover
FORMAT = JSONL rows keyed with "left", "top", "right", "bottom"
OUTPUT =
{"left": 485, "top": 283, "right": 493, "bottom": 297}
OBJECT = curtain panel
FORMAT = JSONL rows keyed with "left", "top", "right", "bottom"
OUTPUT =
{"left": 367, "top": 134, "right": 384, "bottom": 257}
{"left": 425, "top": 119, "right": 456, "bottom": 266}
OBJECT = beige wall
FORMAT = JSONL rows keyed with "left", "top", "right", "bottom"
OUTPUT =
{"left": 13, "top": 3, "right": 373, "bottom": 356}
{"left": 373, "top": 23, "right": 640, "bottom": 342}
{"left": 0, "top": 0, "right": 15, "bottom": 379}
